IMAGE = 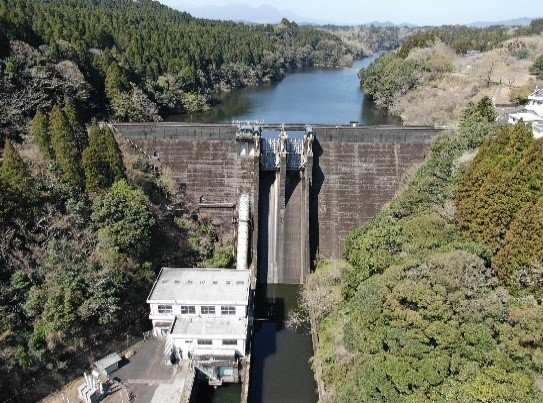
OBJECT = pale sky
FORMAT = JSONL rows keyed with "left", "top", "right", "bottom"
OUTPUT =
{"left": 159, "top": 0, "right": 543, "bottom": 26}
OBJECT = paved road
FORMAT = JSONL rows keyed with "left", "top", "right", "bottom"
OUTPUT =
{"left": 104, "top": 338, "right": 192, "bottom": 403}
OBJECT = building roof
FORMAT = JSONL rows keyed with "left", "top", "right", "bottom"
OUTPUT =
{"left": 94, "top": 353, "right": 122, "bottom": 371}
{"left": 529, "top": 88, "right": 543, "bottom": 100}
{"left": 508, "top": 112, "right": 543, "bottom": 123}
{"left": 147, "top": 268, "right": 250, "bottom": 304}
{"left": 171, "top": 316, "right": 248, "bottom": 338}
{"left": 193, "top": 348, "right": 236, "bottom": 358}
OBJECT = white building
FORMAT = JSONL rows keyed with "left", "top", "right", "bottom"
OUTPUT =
{"left": 508, "top": 88, "right": 543, "bottom": 138}
{"left": 525, "top": 88, "right": 543, "bottom": 117}
{"left": 147, "top": 268, "right": 251, "bottom": 361}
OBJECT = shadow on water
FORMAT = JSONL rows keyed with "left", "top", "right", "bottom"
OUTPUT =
{"left": 360, "top": 95, "right": 402, "bottom": 125}
{"left": 166, "top": 82, "right": 280, "bottom": 124}
{"left": 249, "top": 282, "right": 280, "bottom": 402}
{"left": 251, "top": 166, "right": 318, "bottom": 402}
{"left": 193, "top": 284, "right": 316, "bottom": 403}
{"left": 193, "top": 381, "right": 242, "bottom": 403}
{"left": 250, "top": 284, "right": 317, "bottom": 403}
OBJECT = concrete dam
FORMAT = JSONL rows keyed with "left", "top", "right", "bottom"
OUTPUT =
{"left": 112, "top": 123, "right": 439, "bottom": 284}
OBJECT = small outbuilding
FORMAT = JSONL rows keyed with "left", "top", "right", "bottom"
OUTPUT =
{"left": 93, "top": 352, "right": 122, "bottom": 376}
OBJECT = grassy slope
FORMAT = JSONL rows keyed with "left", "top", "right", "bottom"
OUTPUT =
{"left": 389, "top": 36, "right": 543, "bottom": 125}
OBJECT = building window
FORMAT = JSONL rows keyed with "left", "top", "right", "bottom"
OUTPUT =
{"left": 181, "top": 306, "right": 196, "bottom": 314}
{"left": 197, "top": 339, "right": 212, "bottom": 345}
{"left": 221, "top": 306, "right": 236, "bottom": 315}
{"left": 201, "top": 306, "right": 215, "bottom": 315}
{"left": 222, "top": 339, "right": 237, "bottom": 346}
{"left": 158, "top": 305, "right": 173, "bottom": 314}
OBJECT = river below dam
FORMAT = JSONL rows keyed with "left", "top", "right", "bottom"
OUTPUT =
{"left": 187, "top": 54, "right": 399, "bottom": 403}
{"left": 195, "top": 284, "right": 316, "bottom": 403}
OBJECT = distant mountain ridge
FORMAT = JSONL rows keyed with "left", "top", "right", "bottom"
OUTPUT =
{"left": 174, "top": 3, "right": 538, "bottom": 28}
{"left": 468, "top": 17, "right": 534, "bottom": 27}
{"left": 178, "top": 3, "right": 309, "bottom": 24}
{"left": 362, "top": 21, "right": 417, "bottom": 28}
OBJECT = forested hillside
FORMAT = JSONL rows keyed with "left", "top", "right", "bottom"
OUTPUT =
{"left": 0, "top": 0, "right": 353, "bottom": 137}
{"left": 326, "top": 24, "right": 420, "bottom": 57}
{"left": 0, "top": 102, "right": 228, "bottom": 401}
{"left": 308, "top": 100, "right": 543, "bottom": 401}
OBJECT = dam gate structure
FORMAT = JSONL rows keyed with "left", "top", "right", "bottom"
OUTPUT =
{"left": 112, "top": 122, "right": 439, "bottom": 285}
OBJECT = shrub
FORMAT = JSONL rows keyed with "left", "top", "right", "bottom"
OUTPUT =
{"left": 509, "top": 86, "right": 531, "bottom": 105}
{"left": 202, "top": 247, "right": 233, "bottom": 268}
{"left": 530, "top": 54, "right": 543, "bottom": 79}
{"left": 91, "top": 179, "right": 156, "bottom": 257}
{"left": 358, "top": 52, "right": 420, "bottom": 107}
{"left": 423, "top": 54, "right": 454, "bottom": 76}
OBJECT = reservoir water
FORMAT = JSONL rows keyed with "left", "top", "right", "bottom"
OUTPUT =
{"left": 170, "top": 54, "right": 401, "bottom": 125}
{"left": 190, "top": 54, "right": 399, "bottom": 403}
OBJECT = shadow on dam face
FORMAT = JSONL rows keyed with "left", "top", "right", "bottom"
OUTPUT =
{"left": 257, "top": 172, "right": 274, "bottom": 284}
{"left": 257, "top": 168, "right": 309, "bottom": 285}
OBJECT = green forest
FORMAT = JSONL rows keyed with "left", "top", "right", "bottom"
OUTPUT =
{"left": 0, "top": 99, "right": 232, "bottom": 400}
{"left": 3, "top": 0, "right": 543, "bottom": 401}
{"left": 0, "top": 1, "right": 381, "bottom": 399}
{"left": 0, "top": 0, "right": 353, "bottom": 137}
{"left": 308, "top": 99, "right": 543, "bottom": 401}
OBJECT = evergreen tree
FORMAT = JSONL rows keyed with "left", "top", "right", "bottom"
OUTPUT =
{"left": 474, "top": 96, "right": 497, "bottom": 123}
{"left": 105, "top": 62, "right": 129, "bottom": 101}
{"left": 91, "top": 179, "right": 155, "bottom": 257}
{"left": 63, "top": 99, "right": 88, "bottom": 154}
{"left": 0, "top": 140, "right": 29, "bottom": 191}
{"left": 30, "top": 109, "right": 52, "bottom": 159}
{"left": 530, "top": 54, "right": 543, "bottom": 79}
{"left": 492, "top": 199, "right": 543, "bottom": 289}
{"left": 457, "top": 123, "right": 541, "bottom": 252}
{"left": 82, "top": 123, "right": 125, "bottom": 193}
{"left": 0, "top": 177, "right": 19, "bottom": 228}
{"left": 82, "top": 122, "right": 110, "bottom": 193}
{"left": 49, "top": 104, "right": 84, "bottom": 187}
{"left": 0, "top": 141, "right": 34, "bottom": 227}
{"left": 103, "top": 125, "right": 125, "bottom": 181}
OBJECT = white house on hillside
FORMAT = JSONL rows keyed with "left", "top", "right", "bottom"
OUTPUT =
{"left": 508, "top": 88, "right": 543, "bottom": 137}
{"left": 147, "top": 268, "right": 251, "bottom": 362}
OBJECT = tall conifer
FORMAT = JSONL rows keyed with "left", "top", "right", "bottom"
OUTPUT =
{"left": 0, "top": 140, "right": 29, "bottom": 190}
{"left": 63, "top": 99, "right": 88, "bottom": 154}
{"left": 30, "top": 109, "right": 52, "bottom": 159}
{"left": 103, "top": 125, "right": 125, "bottom": 181}
{"left": 82, "top": 122, "right": 110, "bottom": 193}
{"left": 49, "top": 105, "right": 84, "bottom": 187}
{"left": 82, "top": 123, "right": 125, "bottom": 193}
